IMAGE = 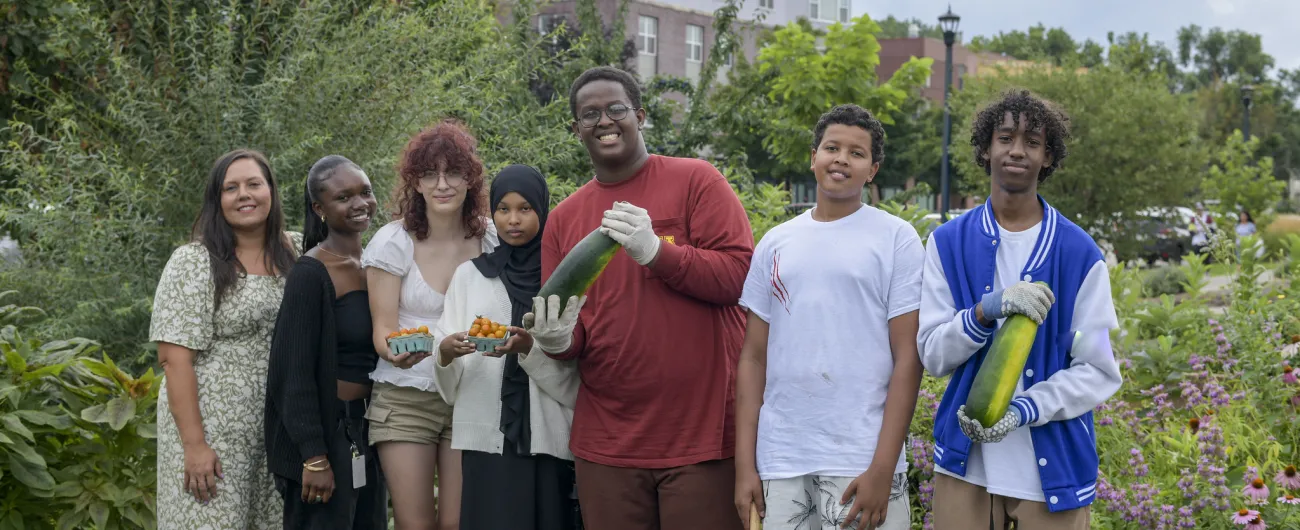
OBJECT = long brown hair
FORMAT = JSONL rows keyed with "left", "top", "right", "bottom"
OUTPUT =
{"left": 191, "top": 149, "right": 298, "bottom": 309}
{"left": 392, "top": 119, "right": 488, "bottom": 241}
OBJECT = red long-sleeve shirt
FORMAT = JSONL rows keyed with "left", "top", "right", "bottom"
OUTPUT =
{"left": 542, "top": 154, "right": 754, "bottom": 469}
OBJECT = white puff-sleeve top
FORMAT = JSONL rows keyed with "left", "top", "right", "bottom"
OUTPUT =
{"left": 361, "top": 219, "right": 498, "bottom": 391}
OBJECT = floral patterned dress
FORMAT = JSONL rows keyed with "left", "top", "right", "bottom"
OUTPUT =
{"left": 149, "top": 234, "right": 300, "bottom": 530}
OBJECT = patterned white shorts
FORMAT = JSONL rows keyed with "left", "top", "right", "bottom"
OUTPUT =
{"left": 761, "top": 473, "right": 911, "bottom": 530}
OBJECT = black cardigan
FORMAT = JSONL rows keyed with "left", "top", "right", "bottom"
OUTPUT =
{"left": 265, "top": 256, "right": 341, "bottom": 480}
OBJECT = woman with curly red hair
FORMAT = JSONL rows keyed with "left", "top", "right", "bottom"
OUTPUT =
{"left": 361, "top": 119, "right": 497, "bottom": 530}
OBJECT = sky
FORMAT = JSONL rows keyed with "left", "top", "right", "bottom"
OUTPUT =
{"left": 860, "top": 0, "right": 1300, "bottom": 73}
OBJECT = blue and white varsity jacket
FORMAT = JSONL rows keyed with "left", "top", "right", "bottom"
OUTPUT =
{"left": 916, "top": 196, "right": 1122, "bottom": 513}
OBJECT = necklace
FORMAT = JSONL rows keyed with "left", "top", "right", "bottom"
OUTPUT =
{"left": 317, "top": 244, "right": 360, "bottom": 262}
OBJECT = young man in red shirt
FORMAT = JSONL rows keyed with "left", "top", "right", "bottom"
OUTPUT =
{"left": 529, "top": 65, "right": 754, "bottom": 529}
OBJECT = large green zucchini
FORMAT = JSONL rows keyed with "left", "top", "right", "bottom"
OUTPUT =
{"left": 964, "top": 282, "right": 1050, "bottom": 428}
{"left": 537, "top": 227, "right": 621, "bottom": 314}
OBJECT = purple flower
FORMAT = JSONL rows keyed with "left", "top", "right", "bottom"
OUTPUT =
{"left": 1243, "top": 478, "right": 1269, "bottom": 504}
{"left": 1275, "top": 465, "right": 1300, "bottom": 490}
{"left": 1232, "top": 508, "right": 1261, "bottom": 524}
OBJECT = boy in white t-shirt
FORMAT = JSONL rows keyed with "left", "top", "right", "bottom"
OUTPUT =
{"left": 733, "top": 104, "right": 924, "bottom": 530}
{"left": 917, "top": 89, "right": 1121, "bottom": 530}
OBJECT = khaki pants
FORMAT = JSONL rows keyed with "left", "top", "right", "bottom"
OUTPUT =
{"left": 932, "top": 473, "right": 1090, "bottom": 530}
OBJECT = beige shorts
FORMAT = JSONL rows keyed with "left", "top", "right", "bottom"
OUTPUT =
{"left": 933, "top": 472, "right": 1091, "bottom": 530}
{"left": 364, "top": 381, "right": 454, "bottom": 445}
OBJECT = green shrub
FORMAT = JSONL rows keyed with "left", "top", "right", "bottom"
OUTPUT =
{"left": 0, "top": 291, "right": 159, "bottom": 529}
{"left": 1143, "top": 266, "right": 1189, "bottom": 297}
{"left": 1263, "top": 214, "right": 1300, "bottom": 256}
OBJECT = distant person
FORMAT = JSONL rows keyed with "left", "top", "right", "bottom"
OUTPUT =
{"left": 917, "top": 89, "right": 1122, "bottom": 530}
{"left": 734, "top": 104, "right": 922, "bottom": 530}
{"left": 1236, "top": 211, "right": 1256, "bottom": 237}
{"left": 151, "top": 149, "right": 301, "bottom": 529}
{"left": 536, "top": 65, "right": 755, "bottom": 530}
{"left": 266, "top": 155, "right": 388, "bottom": 528}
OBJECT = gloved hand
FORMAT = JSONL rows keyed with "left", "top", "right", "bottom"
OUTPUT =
{"left": 524, "top": 294, "right": 586, "bottom": 354}
{"left": 599, "top": 201, "right": 661, "bottom": 266}
{"left": 979, "top": 281, "right": 1055, "bottom": 324}
{"left": 957, "top": 405, "right": 1023, "bottom": 444}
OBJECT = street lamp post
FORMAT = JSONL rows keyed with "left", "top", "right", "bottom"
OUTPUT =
{"left": 1241, "top": 84, "right": 1254, "bottom": 140}
{"left": 938, "top": 5, "right": 960, "bottom": 222}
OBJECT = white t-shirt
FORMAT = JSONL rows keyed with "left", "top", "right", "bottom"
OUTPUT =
{"left": 739, "top": 204, "right": 924, "bottom": 480}
{"left": 931, "top": 220, "right": 1116, "bottom": 501}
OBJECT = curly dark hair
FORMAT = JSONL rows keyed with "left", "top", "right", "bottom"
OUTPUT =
{"left": 811, "top": 104, "right": 886, "bottom": 163}
{"left": 392, "top": 119, "right": 488, "bottom": 241}
{"left": 970, "top": 88, "right": 1071, "bottom": 182}
{"left": 568, "top": 66, "right": 642, "bottom": 118}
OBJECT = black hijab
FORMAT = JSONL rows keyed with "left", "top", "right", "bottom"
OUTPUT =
{"left": 470, "top": 164, "right": 550, "bottom": 327}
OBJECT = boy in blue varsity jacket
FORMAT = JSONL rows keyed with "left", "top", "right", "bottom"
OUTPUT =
{"left": 916, "top": 89, "right": 1122, "bottom": 530}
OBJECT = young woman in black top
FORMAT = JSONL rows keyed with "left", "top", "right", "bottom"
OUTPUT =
{"left": 266, "top": 155, "right": 387, "bottom": 529}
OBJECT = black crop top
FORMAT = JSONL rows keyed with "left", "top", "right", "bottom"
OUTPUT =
{"left": 334, "top": 291, "right": 379, "bottom": 384}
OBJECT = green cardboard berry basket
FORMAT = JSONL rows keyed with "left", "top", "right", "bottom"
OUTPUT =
{"left": 467, "top": 332, "right": 510, "bottom": 352}
{"left": 387, "top": 333, "right": 434, "bottom": 355}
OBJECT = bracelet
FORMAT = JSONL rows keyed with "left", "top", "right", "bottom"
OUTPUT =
{"left": 304, "top": 459, "right": 329, "bottom": 471}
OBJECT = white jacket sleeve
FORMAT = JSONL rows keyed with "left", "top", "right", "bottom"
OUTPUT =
{"left": 1018, "top": 261, "right": 1123, "bottom": 426}
{"left": 917, "top": 233, "right": 998, "bottom": 378}
{"left": 518, "top": 344, "right": 580, "bottom": 409}
{"left": 431, "top": 268, "right": 470, "bottom": 405}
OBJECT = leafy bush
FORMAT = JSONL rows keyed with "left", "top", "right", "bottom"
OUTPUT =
{"left": 0, "top": 291, "right": 159, "bottom": 529}
{"left": 1144, "top": 266, "right": 1189, "bottom": 297}
{"left": 1263, "top": 214, "right": 1300, "bottom": 256}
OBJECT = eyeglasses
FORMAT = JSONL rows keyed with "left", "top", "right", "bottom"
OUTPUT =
{"left": 419, "top": 171, "right": 465, "bottom": 188}
{"left": 577, "top": 103, "right": 637, "bottom": 128}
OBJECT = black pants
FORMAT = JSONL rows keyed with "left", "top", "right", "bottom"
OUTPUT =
{"left": 275, "top": 398, "right": 387, "bottom": 530}
{"left": 460, "top": 442, "right": 580, "bottom": 530}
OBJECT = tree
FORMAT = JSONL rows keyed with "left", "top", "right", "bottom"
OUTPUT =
{"left": 950, "top": 65, "right": 1208, "bottom": 256}
{"left": 1176, "top": 25, "right": 1274, "bottom": 89}
{"left": 875, "top": 94, "right": 942, "bottom": 192}
{"left": 1202, "top": 131, "right": 1286, "bottom": 222}
{"left": 968, "top": 24, "right": 1105, "bottom": 68}
{"left": 875, "top": 15, "right": 943, "bottom": 39}
{"left": 751, "top": 14, "right": 932, "bottom": 170}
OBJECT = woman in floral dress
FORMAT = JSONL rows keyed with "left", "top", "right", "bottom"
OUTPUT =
{"left": 150, "top": 149, "right": 302, "bottom": 529}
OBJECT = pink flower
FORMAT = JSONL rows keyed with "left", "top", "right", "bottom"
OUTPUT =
{"left": 1244, "top": 478, "right": 1270, "bottom": 504}
{"left": 1277, "top": 494, "right": 1300, "bottom": 505}
{"left": 1231, "top": 508, "right": 1260, "bottom": 524}
{"left": 1276, "top": 465, "right": 1300, "bottom": 490}
{"left": 1284, "top": 366, "right": 1298, "bottom": 384}
{"left": 1245, "top": 516, "right": 1267, "bottom": 530}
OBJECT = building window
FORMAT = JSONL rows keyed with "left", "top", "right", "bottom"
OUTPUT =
{"left": 808, "top": 0, "right": 820, "bottom": 20}
{"left": 638, "top": 16, "right": 658, "bottom": 55}
{"left": 686, "top": 25, "right": 704, "bottom": 63}
{"left": 759, "top": 0, "right": 773, "bottom": 9}
{"left": 838, "top": 0, "right": 849, "bottom": 23}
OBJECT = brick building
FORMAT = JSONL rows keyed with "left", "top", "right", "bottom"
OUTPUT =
{"left": 516, "top": 0, "right": 858, "bottom": 86}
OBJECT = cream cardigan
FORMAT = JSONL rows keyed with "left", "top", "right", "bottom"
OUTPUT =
{"left": 431, "top": 260, "right": 579, "bottom": 461}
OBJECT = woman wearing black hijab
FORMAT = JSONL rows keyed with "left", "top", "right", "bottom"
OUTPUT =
{"left": 432, "top": 164, "right": 581, "bottom": 530}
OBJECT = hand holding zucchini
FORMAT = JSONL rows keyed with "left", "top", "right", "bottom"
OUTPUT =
{"left": 537, "top": 227, "right": 621, "bottom": 314}
{"left": 964, "top": 281, "right": 1053, "bottom": 431}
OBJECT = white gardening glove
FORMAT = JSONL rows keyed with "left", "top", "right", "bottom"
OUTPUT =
{"left": 524, "top": 294, "right": 586, "bottom": 354}
{"left": 979, "top": 281, "right": 1055, "bottom": 324}
{"left": 599, "top": 201, "right": 661, "bottom": 266}
{"left": 957, "top": 405, "right": 1024, "bottom": 444}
